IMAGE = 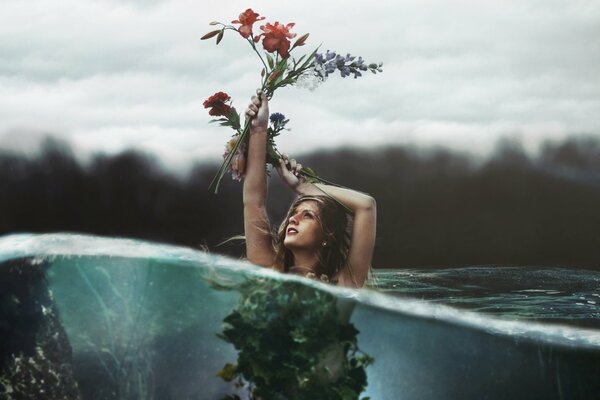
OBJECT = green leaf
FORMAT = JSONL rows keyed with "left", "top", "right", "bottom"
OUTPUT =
{"left": 291, "top": 329, "right": 307, "bottom": 343}
{"left": 300, "top": 47, "right": 319, "bottom": 70}
{"left": 217, "top": 363, "right": 238, "bottom": 382}
{"left": 228, "top": 107, "right": 241, "bottom": 130}
{"left": 295, "top": 55, "right": 306, "bottom": 67}
{"left": 274, "top": 78, "right": 296, "bottom": 89}
{"left": 274, "top": 72, "right": 285, "bottom": 86}
{"left": 266, "top": 53, "right": 275, "bottom": 69}
{"left": 276, "top": 57, "right": 288, "bottom": 72}
{"left": 213, "top": 278, "right": 373, "bottom": 398}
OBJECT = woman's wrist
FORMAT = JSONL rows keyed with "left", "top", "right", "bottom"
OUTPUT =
{"left": 295, "top": 181, "right": 319, "bottom": 196}
{"left": 250, "top": 128, "right": 267, "bottom": 135}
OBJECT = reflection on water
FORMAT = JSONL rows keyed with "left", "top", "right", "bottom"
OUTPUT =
{"left": 211, "top": 277, "right": 372, "bottom": 400}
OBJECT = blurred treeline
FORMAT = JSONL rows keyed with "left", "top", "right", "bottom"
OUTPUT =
{"left": 1, "top": 136, "right": 599, "bottom": 269}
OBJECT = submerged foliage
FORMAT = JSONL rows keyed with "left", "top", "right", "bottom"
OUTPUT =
{"left": 215, "top": 278, "right": 373, "bottom": 400}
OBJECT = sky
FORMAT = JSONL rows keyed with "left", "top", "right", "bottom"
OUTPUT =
{"left": 1, "top": 0, "right": 599, "bottom": 174}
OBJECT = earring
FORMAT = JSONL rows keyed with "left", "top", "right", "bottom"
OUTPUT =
{"left": 322, "top": 241, "right": 327, "bottom": 247}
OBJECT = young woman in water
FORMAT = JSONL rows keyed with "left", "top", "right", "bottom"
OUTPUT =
{"left": 243, "top": 90, "right": 377, "bottom": 288}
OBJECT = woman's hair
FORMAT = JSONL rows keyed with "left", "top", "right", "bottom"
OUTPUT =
{"left": 272, "top": 195, "right": 352, "bottom": 282}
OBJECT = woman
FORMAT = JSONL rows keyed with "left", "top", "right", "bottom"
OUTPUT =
{"left": 243, "top": 90, "right": 376, "bottom": 288}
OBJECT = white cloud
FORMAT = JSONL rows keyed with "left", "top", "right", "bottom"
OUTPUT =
{"left": 1, "top": 0, "right": 599, "bottom": 174}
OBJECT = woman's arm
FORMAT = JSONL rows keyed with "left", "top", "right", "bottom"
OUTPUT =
{"left": 276, "top": 156, "right": 376, "bottom": 288}
{"left": 243, "top": 90, "right": 275, "bottom": 267}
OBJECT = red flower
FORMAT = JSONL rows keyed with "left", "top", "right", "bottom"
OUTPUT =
{"left": 259, "top": 22, "right": 297, "bottom": 58}
{"left": 231, "top": 8, "right": 265, "bottom": 39}
{"left": 203, "top": 92, "right": 232, "bottom": 116}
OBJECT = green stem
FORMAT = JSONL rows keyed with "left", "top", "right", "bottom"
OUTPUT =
{"left": 208, "top": 119, "right": 251, "bottom": 193}
{"left": 209, "top": 79, "right": 275, "bottom": 193}
{"left": 248, "top": 38, "right": 270, "bottom": 87}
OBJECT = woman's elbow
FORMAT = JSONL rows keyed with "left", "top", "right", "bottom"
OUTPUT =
{"left": 360, "top": 195, "right": 376, "bottom": 212}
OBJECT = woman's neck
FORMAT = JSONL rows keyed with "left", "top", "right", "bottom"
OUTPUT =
{"left": 289, "top": 250, "right": 319, "bottom": 275}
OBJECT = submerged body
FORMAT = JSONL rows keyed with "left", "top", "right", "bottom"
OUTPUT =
{"left": 243, "top": 90, "right": 377, "bottom": 288}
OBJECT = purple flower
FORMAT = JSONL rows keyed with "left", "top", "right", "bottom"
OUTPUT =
{"left": 340, "top": 66, "right": 351, "bottom": 78}
{"left": 269, "top": 112, "right": 286, "bottom": 124}
{"left": 311, "top": 51, "right": 382, "bottom": 82}
{"left": 315, "top": 53, "right": 325, "bottom": 65}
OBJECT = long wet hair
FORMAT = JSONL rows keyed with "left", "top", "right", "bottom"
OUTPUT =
{"left": 272, "top": 195, "right": 352, "bottom": 282}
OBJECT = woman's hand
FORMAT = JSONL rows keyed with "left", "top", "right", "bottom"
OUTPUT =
{"left": 276, "top": 153, "right": 305, "bottom": 190}
{"left": 245, "top": 89, "right": 269, "bottom": 133}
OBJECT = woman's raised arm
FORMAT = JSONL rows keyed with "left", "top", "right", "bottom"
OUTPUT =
{"left": 243, "top": 90, "right": 275, "bottom": 267}
{"left": 276, "top": 155, "right": 376, "bottom": 288}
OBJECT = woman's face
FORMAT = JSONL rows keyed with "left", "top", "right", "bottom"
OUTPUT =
{"left": 283, "top": 200, "right": 325, "bottom": 251}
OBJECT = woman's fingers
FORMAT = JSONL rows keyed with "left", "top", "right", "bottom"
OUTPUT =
{"left": 277, "top": 157, "right": 286, "bottom": 172}
{"left": 281, "top": 157, "right": 303, "bottom": 176}
{"left": 277, "top": 156, "right": 304, "bottom": 188}
{"left": 246, "top": 90, "right": 268, "bottom": 125}
{"left": 259, "top": 91, "right": 268, "bottom": 105}
{"left": 245, "top": 100, "right": 259, "bottom": 117}
{"left": 278, "top": 157, "right": 294, "bottom": 175}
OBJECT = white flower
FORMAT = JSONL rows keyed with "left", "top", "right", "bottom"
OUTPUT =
{"left": 296, "top": 68, "right": 326, "bottom": 91}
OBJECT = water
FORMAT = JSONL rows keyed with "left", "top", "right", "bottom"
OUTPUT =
{"left": 375, "top": 267, "right": 600, "bottom": 329}
{"left": 1, "top": 233, "right": 599, "bottom": 400}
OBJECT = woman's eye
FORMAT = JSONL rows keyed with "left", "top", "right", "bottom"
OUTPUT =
{"left": 303, "top": 213, "right": 313, "bottom": 219}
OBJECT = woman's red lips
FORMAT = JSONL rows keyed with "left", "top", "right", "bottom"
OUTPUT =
{"left": 287, "top": 227, "right": 298, "bottom": 234}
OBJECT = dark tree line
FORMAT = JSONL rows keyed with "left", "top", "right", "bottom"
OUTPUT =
{"left": 1, "top": 136, "right": 599, "bottom": 269}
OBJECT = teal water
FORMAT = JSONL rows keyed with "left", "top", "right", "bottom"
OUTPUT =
{"left": 1, "top": 233, "right": 599, "bottom": 400}
{"left": 375, "top": 267, "right": 600, "bottom": 329}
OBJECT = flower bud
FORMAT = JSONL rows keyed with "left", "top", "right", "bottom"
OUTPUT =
{"left": 268, "top": 70, "right": 282, "bottom": 81}
{"left": 293, "top": 33, "right": 310, "bottom": 48}
{"left": 201, "top": 30, "right": 221, "bottom": 40}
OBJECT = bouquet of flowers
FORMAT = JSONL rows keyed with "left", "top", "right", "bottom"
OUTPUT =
{"left": 202, "top": 8, "right": 383, "bottom": 193}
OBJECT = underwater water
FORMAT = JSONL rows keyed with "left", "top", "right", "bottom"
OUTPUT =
{"left": 0, "top": 233, "right": 599, "bottom": 400}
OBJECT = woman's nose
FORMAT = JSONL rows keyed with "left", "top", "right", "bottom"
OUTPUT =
{"left": 288, "top": 214, "right": 298, "bottom": 224}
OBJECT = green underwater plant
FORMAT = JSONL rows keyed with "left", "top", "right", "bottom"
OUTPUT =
{"left": 214, "top": 277, "right": 373, "bottom": 400}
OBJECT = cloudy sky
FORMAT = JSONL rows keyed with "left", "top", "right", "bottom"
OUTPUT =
{"left": 1, "top": 0, "right": 599, "bottom": 174}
